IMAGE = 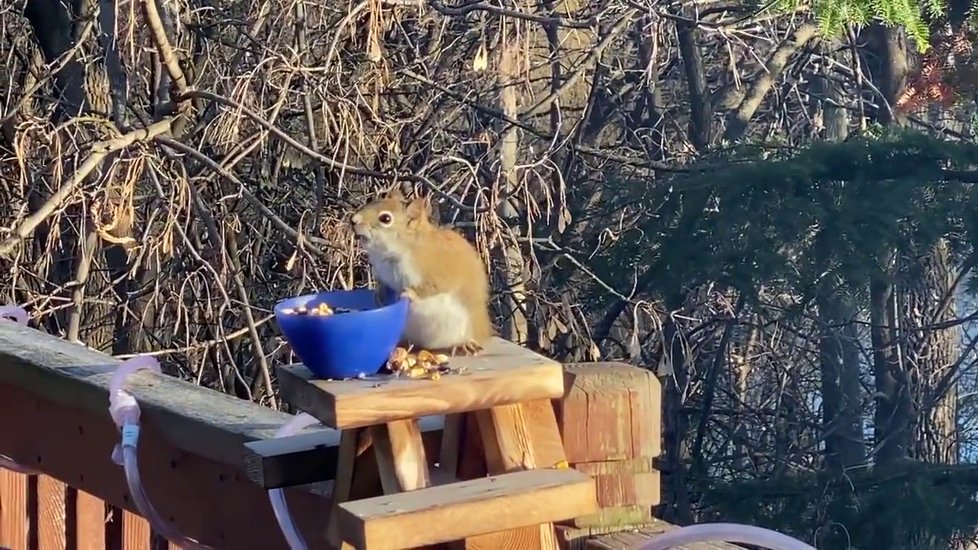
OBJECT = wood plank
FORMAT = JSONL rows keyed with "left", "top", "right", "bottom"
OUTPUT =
{"left": 0, "top": 384, "right": 328, "bottom": 550}
{"left": 585, "top": 519, "right": 746, "bottom": 549}
{"left": 556, "top": 524, "right": 657, "bottom": 550}
{"left": 243, "top": 429, "right": 340, "bottom": 489}
{"left": 0, "top": 469, "right": 28, "bottom": 549}
{"left": 573, "top": 505, "right": 654, "bottom": 529}
{"left": 438, "top": 414, "right": 464, "bottom": 477}
{"left": 468, "top": 400, "right": 578, "bottom": 549}
{"left": 325, "top": 430, "right": 387, "bottom": 550}
{"left": 242, "top": 416, "right": 444, "bottom": 489}
{"left": 0, "top": 322, "right": 320, "bottom": 469}
{"left": 371, "top": 420, "right": 431, "bottom": 493}
{"left": 482, "top": 401, "right": 569, "bottom": 472}
{"left": 74, "top": 489, "right": 107, "bottom": 550}
{"left": 325, "top": 429, "right": 361, "bottom": 549}
{"left": 277, "top": 337, "right": 564, "bottom": 429}
{"left": 558, "top": 364, "right": 661, "bottom": 463}
{"left": 122, "top": 511, "right": 152, "bottom": 550}
{"left": 574, "top": 459, "right": 660, "bottom": 508}
{"left": 456, "top": 413, "right": 487, "bottom": 481}
{"left": 337, "top": 469, "right": 597, "bottom": 549}
{"left": 37, "top": 475, "right": 67, "bottom": 549}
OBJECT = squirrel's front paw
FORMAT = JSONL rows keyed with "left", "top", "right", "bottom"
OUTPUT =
{"left": 400, "top": 289, "right": 419, "bottom": 303}
{"left": 451, "top": 340, "right": 484, "bottom": 356}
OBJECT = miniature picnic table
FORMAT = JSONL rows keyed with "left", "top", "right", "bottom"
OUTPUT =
{"left": 276, "top": 337, "right": 599, "bottom": 549}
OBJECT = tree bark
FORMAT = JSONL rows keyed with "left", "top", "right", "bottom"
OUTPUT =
{"left": 493, "top": 33, "right": 530, "bottom": 344}
{"left": 902, "top": 239, "right": 961, "bottom": 464}
{"left": 862, "top": 25, "right": 913, "bottom": 471}
{"left": 810, "top": 56, "right": 866, "bottom": 477}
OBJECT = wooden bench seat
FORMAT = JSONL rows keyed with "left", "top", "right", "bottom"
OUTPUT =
{"left": 335, "top": 468, "right": 598, "bottom": 549}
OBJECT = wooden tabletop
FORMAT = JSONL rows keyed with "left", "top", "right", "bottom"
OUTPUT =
{"left": 277, "top": 337, "right": 564, "bottom": 429}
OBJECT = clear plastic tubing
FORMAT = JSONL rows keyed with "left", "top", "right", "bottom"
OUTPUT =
{"left": 0, "top": 306, "right": 40, "bottom": 475}
{"left": 267, "top": 412, "right": 320, "bottom": 550}
{"left": 637, "top": 523, "right": 817, "bottom": 550}
{"left": 108, "top": 355, "right": 212, "bottom": 550}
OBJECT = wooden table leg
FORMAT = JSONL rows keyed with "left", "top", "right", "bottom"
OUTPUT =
{"left": 325, "top": 429, "right": 385, "bottom": 549}
{"left": 371, "top": 418, "right": 432, "bottom": 493}
{"left": 439, "top": 413, "right": 465, "bottom": 478}
{"left": 440, "top": 413, "right": 488, "bottom": 482}
{"left": 326, "top": 429, "right": 361, "bottom": 549}
{"left": 460, "top": 399, "right": 568, "bottom": 550}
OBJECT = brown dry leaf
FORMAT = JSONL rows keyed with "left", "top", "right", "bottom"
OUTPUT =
{"left": 96, "top": 227, "right": 138, "bottom": 247}
{"left": 558, "top": 205, "right": 571, "bottom": 233}
{"left": 472, "top": 41, "right": 488, "bottom": 72}
{"left": 160, "top": 226, "right": 174, "bottom": 256}
{"left": 587, "top": 340, "right": 601, "bottom": 361}
{"left": 367, "top": 0, "right": 383, "bottom": 62}
{"left": 537, "top": 326, "right": 551, "bottom": 349}
{"left": 368, "top": 33, "right": 382, "bottom": 62}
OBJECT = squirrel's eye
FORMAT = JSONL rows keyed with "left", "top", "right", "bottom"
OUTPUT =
{"left": 378, "top": 212, "right": 393, "bottom": 225}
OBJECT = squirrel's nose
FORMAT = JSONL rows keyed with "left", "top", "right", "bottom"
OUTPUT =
{"left": 350, "top": 213, "right": 362, "bottom": 226}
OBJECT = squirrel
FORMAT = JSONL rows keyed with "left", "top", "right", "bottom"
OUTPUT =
{"left": 350, "top": 189, "right": 493, "bottom": 355}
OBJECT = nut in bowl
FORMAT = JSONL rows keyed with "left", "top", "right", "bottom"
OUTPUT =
{"left": 280, "top": 302, "right": 359, "bottom": 317}
{"left": 274, "top": 289, "right": 409, "bottom": 380}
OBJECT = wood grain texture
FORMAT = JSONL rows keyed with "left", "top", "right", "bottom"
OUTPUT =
{"left": 0, "top": 469, "right": 28, "bottom": 549}
{"left": 572, "top": 505, "right": 654, "bottom": 529}
{"left": 325, "top": 429, "right": 361, "bottom": 549}
{"left": 372, "top": 420, "right": 430, "bottom": 493}
{"left": 438, "top": 414, "right": 464, "bottom": 477}
{"left": 242, "top": 415, "right": 444, "bottom": 490}
{"left": 558, "top": 363, "right": 661, "bottom": 463}
{"left": 37, "top": 475, "right": 67, "bottom": 549}
{"left": 0, "top": 321, "right": 326, "bottom": 469}
{"left": 74, "top": 489, "right": 106, "bottom": 550}
{"left": 556, "top": 524, "right": 657, "bottom": 550}
{"left": 337, "top": 469, "right": 597, "bottom": 549}
{"left": 457, "top": 413, "right": 487, "bottom": 481}
{"left": 0, "top": 385, "right": 328, "bottom": 549}
{"left": 277, "top": 337, "right": 564, "bottom": 429}
{"left": 556, "top": 364, "right": 661, "bottom": 531}
{"left": 482, "top": 400, "right": 569, "bottom": 472}
{"left": 584, "top": 519, "right": 745, "bottom": 549}
{"left": 574, "top": 459, "right": 659, "bottom": 507}
{"left": 466, "top": 400, "right": 586, "bottom": 550}
{"left": 122, "top": 511, "right": 151, "bottom": 550}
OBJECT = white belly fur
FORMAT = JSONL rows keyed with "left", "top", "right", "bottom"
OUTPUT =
{"left": 365, "top": 246, "right": 470, "bottom": 348}
{"left": 367, "top": 246, "right": 422, "bottom": 290}
{"left": 402, "top": 292, "right": 472, "bottom": 349}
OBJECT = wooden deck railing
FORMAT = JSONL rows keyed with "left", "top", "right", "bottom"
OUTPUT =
{"left": 0, "top": 320, "right": 330, "bottom": 549}
{"left": 0, "top": 468, "right": 163, "bottom": 549}
{"left": 0, "top": 317, "right": 689, "bottom": 550}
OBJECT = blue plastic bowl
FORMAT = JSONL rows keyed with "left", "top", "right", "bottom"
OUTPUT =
{"left": 274, "top": 289, "right": 408, "bottom": 379}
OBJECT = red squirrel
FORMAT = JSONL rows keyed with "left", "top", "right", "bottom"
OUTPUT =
{"left": 350, "top": 189, "right": 493, "bottom": 355}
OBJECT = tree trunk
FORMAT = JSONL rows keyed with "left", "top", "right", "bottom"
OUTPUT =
{"left": 493, "top": 33, "right": 530, "bottom": 345}
{"left": 901, "top": 239, "right": 961, "bottom": 464}
{"left": 863, "top": 24, "right": 913, "bottom": 470}
{"left": 810, "top": 54, "right": 866, "bottom": 476}
{"left": 658, "top": 293, "right": 693, "bottom": 524}
{"left": 871, "top": 268, "right": 913, "bottom": 466}
{"left": 862, "top": 23, "right": 963, "bottom": 547}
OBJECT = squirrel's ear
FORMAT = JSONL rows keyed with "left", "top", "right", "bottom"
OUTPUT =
{"left": 405, "top": 196, "right": 430, "bottom": 220}
{"left": 386, "top": 187, "right": 406, "bottom": 202}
